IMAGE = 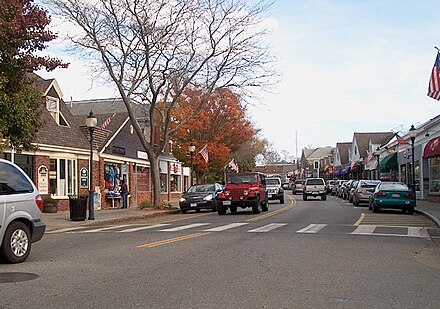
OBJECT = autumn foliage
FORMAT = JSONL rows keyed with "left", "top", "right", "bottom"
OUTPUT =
{"left": 172, "top": 88, "right": 256, "bottom": 181}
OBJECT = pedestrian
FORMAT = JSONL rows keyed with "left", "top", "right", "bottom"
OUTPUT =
{"left": 121, "top": 178, "right": 129, "bottom": 209}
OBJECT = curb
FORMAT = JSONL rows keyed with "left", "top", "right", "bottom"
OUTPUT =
{"left": 415, "top": 209, "right": 440, "bottom": 228}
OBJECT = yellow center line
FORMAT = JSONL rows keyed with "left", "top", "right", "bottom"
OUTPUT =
{"left": 246, "top": 195, "right": 296, "bottom": 222}
{"left": 137, "top": 232, "right": 211, "bottom": 248}
{"left": 354, "top": 213, "right": 365, "bottom": 225}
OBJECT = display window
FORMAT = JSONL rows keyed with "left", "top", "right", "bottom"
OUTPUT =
{"left": 170, "top": 175, "right": 181, "bottom": 192}
{"left": 49, "top": 158, "right": 77, "bottom": 197}
{"left": 160, "top": 174, "right": 168, "bottom": 192}
{"left": 429, "top": 157, "right": 440, "bottom": 192}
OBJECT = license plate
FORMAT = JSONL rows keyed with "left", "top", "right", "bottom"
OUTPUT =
{"left": 223, "top": 200, "right": 231, "bottom": 205}
{"left": 190, "top": 203, "right": 197, "bottom": 207}
{"left": 268, "top": 194, "right": 272, "bottom": 198}
{"left": 391, "top": 193, "right": 400, "bottom": 198}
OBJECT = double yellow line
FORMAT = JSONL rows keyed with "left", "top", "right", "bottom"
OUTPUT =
{"left": 137, "top": 232, "right": 211, "bottom": 248}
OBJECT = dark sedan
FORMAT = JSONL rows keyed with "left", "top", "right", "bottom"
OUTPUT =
{"left": 369, "top": 182, "right": 416, "bottom": 214}
{"left": 179, "top": 183, "right": 223, "bottom": 213}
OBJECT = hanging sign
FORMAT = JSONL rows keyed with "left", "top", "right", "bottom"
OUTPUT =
{"left": 80, "top": 167, "right": 89, "bottom": 188}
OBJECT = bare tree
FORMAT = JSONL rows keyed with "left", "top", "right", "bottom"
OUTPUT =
{"left": 50, "top": 0, "right": 275, "bottom": 206}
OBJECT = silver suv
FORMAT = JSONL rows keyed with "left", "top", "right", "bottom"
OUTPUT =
{"left": 303, "top": 178, "right": 327, "bottom": 201}
{"left": 0, "top": 159, "right": 46, "bottom": 263}
{"left": 265, "top": 177, "right": 284, "bottom": 204}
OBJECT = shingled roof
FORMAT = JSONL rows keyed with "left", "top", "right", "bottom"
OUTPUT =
{"left": 353, "top": 132, "right": 394, "bottom": 158}
{"left": 336, "top": 142, "right": 351, "bottom": 165}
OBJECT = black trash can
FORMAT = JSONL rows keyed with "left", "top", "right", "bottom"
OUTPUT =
{"left": 69, "top": 195, "right": 88, "bottom": 221}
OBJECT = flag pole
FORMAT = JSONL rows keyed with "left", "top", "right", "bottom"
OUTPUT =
{"left": 435, "top": 46, "right": 440, "bottom": 52}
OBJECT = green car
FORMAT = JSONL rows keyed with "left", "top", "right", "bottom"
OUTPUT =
{"left": 369, "top": 182, "right": 416, "bottom": 215}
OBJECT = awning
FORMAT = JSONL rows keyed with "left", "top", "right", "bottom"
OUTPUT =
{"left": 333, "top": 169, "right": 340, "bottom": 176}
{"left": 424, "top": 136, "right": 440, "bottom": 158}
{"left": 340, "top": 168, "right": 349, "bottom": 175}
{"left": 379, "top": 153, "right": 397, "bottom": 171}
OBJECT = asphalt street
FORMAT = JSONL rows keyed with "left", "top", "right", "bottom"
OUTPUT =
{"left": 1, "top": 192, "right": 439, "bottom": 308}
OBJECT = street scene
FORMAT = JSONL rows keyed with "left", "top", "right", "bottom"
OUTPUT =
{"left": 2, "top": 0, "right": 440, "bottom": 308}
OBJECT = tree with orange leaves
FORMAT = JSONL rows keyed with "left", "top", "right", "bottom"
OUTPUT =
{"left": 172, "top": 88, "right": 256, "bottom": 182}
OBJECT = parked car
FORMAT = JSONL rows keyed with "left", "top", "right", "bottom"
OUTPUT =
{"left": 179, "top": 183, "right": 223, "bottom": 213}
{"left": 369, "top": 182, "right": 415, "bottom": 214}
{"left": 266, "top": 177, "right": 284, "bottom": 204}
{"left": 292, "top": 179, "right": 305, "bottom": 195}
{"left": 282, "top": 182, "right": 291, "bottom": 190}
{"left": 353, "top": 180, "right": 380, "bottom": 206}
{"left": 327, "top": 180, "right": 339, "bottom": 195}
{"left": 341, "top": 180, "right": 353, "bottom": 200}
{"left": 303, "top": 178, "right": 326, "bottom": 201}
{"left": 347, "top": 180, "right": 359, "bottom": 203}
{"left": 0, "top": 159, "right": 46, "bottom": 263}
{"left": 336, "top": 180, "right": 348, "bottom": 198}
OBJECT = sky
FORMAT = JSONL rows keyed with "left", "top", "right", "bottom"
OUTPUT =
{"left": 38, "top": 0, "right": 440, "bottom": 160}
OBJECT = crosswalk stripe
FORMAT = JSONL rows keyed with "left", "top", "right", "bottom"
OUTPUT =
{"left": 204, "top": 223, "right": 249, "bottom": 232}
{"left": 407, "top": 227, "right": 430, "bottom": 238}
{"left": 118, "top": 224, "right": 171, "bottom": 233}
{"left": 247, "top": 223, "right": 287, "bottom": 233}
{"left": 296, "top": 224, "right": 327, "bottom": 233}
{"left": 351, "top": 225, "right": 376, "bottom": 235}
{"left": 159, "top": 223, "right": 210, "bottom": 232}
{"left": 76, "top": 224, "right": 132, "bottom": 233}
{"left": 46, "top": 227, "right": 87, "bottom": 234}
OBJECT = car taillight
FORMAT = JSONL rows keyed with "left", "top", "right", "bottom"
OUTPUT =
{"left": 375, "top": 192, "right": 386, "bottom": 197}
{"left": 404, "top": 193, "right": 415, "bottom": 199}
{"left": 35, "top": 194, "right": 44, "bottom": 212}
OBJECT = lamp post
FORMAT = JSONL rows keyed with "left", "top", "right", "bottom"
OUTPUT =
{"left": 86, "top": 111, "right": 97, "bottom": 220}
{"left": 189, "top": 143, "right": 196, "bottom": 186}
{"left": 375, "top": 147, "right": 380, "bottom": 180}
{"left": 408, "top": 125, "right": 417, "bottom": 200}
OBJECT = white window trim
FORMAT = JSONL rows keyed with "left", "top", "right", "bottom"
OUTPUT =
{"left": 46, "top": 96, "right": 70, "bottom": 127}
{"left": 51, "top": 158, "right": 78, "bottom": 198}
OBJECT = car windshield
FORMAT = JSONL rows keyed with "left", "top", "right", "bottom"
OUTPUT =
{"left": 266, "top": 179, "right": 281, "bottom": 186}
{"left": 360, "top": 180, "right": 380, "bottom": 188}
{"left": 295, "top": 180, "right": 305, "bottom": 184}
{"left": 379, "top": 183, "right": 409, "bottom": 191}
{"left": 307, "top": 179, "right": 324, "bottom": 185}
{"left": 228, "top": 174, "right": 258, "bottom": 184}
{"left": 329, "top": 180, "right": 338, "bottom": 185}
{"left": 187, "top": 184, "right": 215, "bottom": 193}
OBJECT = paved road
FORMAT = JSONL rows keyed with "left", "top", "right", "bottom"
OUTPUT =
{"left": 1, "top": 192, "right": 439, "bottom": 308}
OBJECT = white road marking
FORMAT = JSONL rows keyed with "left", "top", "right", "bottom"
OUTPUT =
{"left": 204, "top": 223, "right": 249, "bottom": 232}
{"left": 118, "top": 224, "right": 171, "bottom": 233}
{"left": 159, "top": 223, "right": 210, "bottom": 232}
{"left": 248, "top": 223, "right": 288, "bottom": 233}
{"left": 76, "top": 224, "right": 132, "bottom": 233}
{"left": 296, "top": 224, "right": 327, "bottom": 233}
{"left": 351, "top": 225, "right": 376, "bottom": 235}
{"left": 407, "top": 227, "right": 430, "bottom": 238}
{"left": 46, "top": 227, "right": 87, "bottom": 234}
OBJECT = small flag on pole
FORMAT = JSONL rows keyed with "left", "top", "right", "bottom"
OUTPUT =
{"left": 428, "top": 52, "right": 440, "bottom": 100}
{"left": 198, "top": 144, "right": 209, "bottom": 163}
{"left": 228, "top": 159, "right": 239, "bottom": 172}
{"left": 100, "top": 113, "right": 116, "bottom": 130}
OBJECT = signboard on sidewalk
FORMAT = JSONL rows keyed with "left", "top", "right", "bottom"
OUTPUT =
{"left": 37, "top": 165, "right": 48, "bottom": 195}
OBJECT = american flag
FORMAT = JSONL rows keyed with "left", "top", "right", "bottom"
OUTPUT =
{"left": 198, "top": 144, "right": 209, "bottom": 163}
{"left": 100, "top": 113, "right": 116, "bottom": 130}
{"left": 428, "top": 52, "right": 440, "bottom": 100}
{"left": 228, "top": 159, "right": 239, "bottom": 172}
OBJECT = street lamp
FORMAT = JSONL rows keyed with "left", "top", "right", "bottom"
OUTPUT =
{"left": 86, "top": 111, "right": 97, "bottom": 220}
{"left": 188, "top": 143, "right": 196, "bottom": 186}
{"left": 408, "top": 125, "right": 417, "bottom": 200}
{"left": 374, "top": 147, "right": 380, "bottom": 180}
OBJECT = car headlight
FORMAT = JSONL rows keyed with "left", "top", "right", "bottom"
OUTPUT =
{"left": 203, "top": 194, "right": 213, "bottom": 201}
{"left": 225, "top": 191, "right": 230, "bottom": 196}
{"left": 179, "top": 197, "right": 186, "bottom": 202}
{"left": 243, "top": 190, "right": 249, "bottom": 195}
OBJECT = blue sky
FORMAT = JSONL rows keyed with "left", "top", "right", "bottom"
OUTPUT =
{"left": 38, "top": 0, "right": 440, "bottom": 159}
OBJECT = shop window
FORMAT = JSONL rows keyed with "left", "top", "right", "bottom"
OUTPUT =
{"left": 183, "top": 176, "right": 190, "bottom": 192}
{"left": 104, "top": 163, "right": 122, "bottom": 193}
{"left": 429, "top": 157, "right": 440, "bottom": 192}
{"left": 170, "top": 175, "right": 181, "bottom": 192}
{"left": 400, "top": 164, "right": 406, "bottom": 184}
{"left": 136, "top": 166, "right": 150, "bottom": 192}
{"left": 49, "top": 158, "right": 77, "bottom": 197}
{"left": 160, "top": 173, "right": 168, "bottom": 192}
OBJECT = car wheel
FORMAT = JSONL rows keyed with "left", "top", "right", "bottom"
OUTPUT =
{"left": 252, "top": 197, "right": 261, "bottom": 214}
{"left": 196, "top": 209, "right": 201, "bottom": 213}
{"left": 368, "top": 201, "right": 372, "bottom": 210}
{"left": 0, "top": 221, "right": 31, "bottom": 264}
{"left": 354, "top": 198, "right": 359, "bottom": 206}
{"left": 407, "top": 207, "right": 414, "bottom": 215}
{"left": 303, "top": 194, "right": 307, "bottom": 201}
{"left": 280, "top": 197, "right": 284, "bottom": 204}
{"left": 321, "top": 195, "right": 326, "bottom": 201}
{"left": 181, "top": 209, "right": 187, "bottom": 214}
{"left": 262, "top": 196, "right": 269, "bottom": 212}
{"left": 372, "top": 204, "right": 379, "bottom": 213}
{"left": 211, "top": 201, "right": 217, "bottom": 212}
{"left": 217, "top": 203, "right": 227, "bottom": 215}
{"left": 292, "top": 190, "right": 296, "bottom": 195}
{"left": 230, "top": 205, "right": 237, "bottom": 214}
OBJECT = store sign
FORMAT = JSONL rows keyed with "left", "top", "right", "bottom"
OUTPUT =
{"left": 80, "top": 167, "right": 89, "bottom": 188}
{"left": 37, "top": 165, "right": 49, "bottom": 195}
{"left": 170, "top": 162, "right": 181, "bottom": 175}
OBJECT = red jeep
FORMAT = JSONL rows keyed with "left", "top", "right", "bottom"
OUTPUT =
{"left": 216, "top": 172, "right": 268, "bottom": 215}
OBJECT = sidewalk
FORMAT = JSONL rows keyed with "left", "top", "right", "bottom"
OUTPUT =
{"left": 41, "top": 202, "right": 181, "bottom": 232}
{"left": 415, "top": 200, "right": 440, "bottom": 227}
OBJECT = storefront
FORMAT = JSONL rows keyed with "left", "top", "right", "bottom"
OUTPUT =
{"left": 103, "top": 161, "right": 129, "bottom": 208}
{"left": 379, "top": 153, "right": 398, "bottom": 181}
{"left": 423, "top": 136, "right": 440, "bottom": 202}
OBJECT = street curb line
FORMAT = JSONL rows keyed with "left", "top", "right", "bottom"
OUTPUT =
{"left": 415, "top": 209, "right": 440, "bottom": 228}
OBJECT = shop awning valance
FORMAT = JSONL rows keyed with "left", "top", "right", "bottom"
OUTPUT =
{"left": 333, "top": 169, "right": 340, "bottom": 176}
{"left": 423, "top": 136, "right": 440, "bottom": 158}
{"left": 379, "top": 153, "right": 397, "bottom": 171}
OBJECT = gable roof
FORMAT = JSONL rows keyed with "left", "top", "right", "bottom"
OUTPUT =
{"left": 353, "top": 132, "right": 394, "bottom": 158}
{"left": 336, "top": 142, "right": 351, "bottom": 165}
{"left": 307, "top": 147, "right": 334, "bottom": 160}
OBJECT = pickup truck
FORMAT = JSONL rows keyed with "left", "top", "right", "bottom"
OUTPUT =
{"left": 303, "top": 178, "right": 327, "bottom": 201}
